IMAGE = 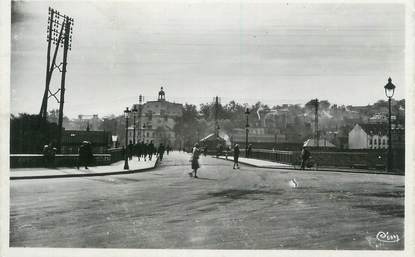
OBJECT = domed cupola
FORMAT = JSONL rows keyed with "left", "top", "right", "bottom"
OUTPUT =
{"left": 158, "top": 86, "right": 165, "bottom": 101}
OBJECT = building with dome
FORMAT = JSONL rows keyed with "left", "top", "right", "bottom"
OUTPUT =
{"left": 127, "top": 87, "right": 183, "bottom": 146}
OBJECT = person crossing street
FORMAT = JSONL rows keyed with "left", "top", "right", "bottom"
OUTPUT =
{"left": 233, "top": 144, "right": 240, "bottom": 169}
{"left": 189, "top": 143, "right": 201, "bottom": 178}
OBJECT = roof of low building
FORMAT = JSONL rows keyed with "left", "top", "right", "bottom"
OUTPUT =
{"left": 62, "top": 130, "right": 111, "bottom": 145}
{"left": 231, "top": 134, "right": 276, "bottom": 143}
{"left": 303, "top": 138, "right": 336, "bottom": 147}
{"left": 200, "top": 133, "right": 225, "bottom": 142}
{"left": 358, "top": 123, "right": 388, "bottom": 135}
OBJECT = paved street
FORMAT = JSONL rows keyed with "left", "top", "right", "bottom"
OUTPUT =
{"left": 10, "top": 151, "right": 404, "bottom": 250}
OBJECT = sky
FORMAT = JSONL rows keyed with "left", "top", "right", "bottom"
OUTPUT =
{"left": 11, "top": 1, "right": 405, "bottom": 118}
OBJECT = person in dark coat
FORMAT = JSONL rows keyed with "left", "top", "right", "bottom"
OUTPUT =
{"left": 158, "top": 143, "right": 165, "bottom": 161}
{"left": 142, "top": 141, "right": 148, "bottom": 161}
{"left": 127, "top": 140, "right": 134, "bottom": 160}
{"left": 247, "top": 144, "right": 253, "bottom": 158}
{"left": 77, "top": 141, "right": 92, "bottom": 169}
{"left": 233, "top": 144, "right": 240, "bottom": 169}
{"left": 166, "top": 145, "right": 171, "bottom": 155}
{"left": 148, "top": 140, "right": 155, "bottom": 161}
{"left": 42, "top": 142, "right": 56, "bottom": 168}
{"left": 134, "top": 142, "right": 141, "bottom": 161}
{"left": 300, "top": 146, "right": 311, "bottom": 170}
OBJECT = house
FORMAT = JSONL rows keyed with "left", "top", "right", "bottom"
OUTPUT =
{"left": 199, "top": 133, "right": 226, "bottom": 152}
{"left": 348, "top": 123, "right": 388, "bottom": 149}
{"left": 303, "top": 138, "right": 336, "bottom": 148}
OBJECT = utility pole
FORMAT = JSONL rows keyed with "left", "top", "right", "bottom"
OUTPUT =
{"left": 214, "top": 96, "right": 220, "bottom": 138}
{"left": 39, "top": 7, "right": 74, "bottom": 153}
{"left": 56, "top": 17, "right": 73, "bottom": 153}
{"left": 314, "top": 98, "right": 319, "bottom": 147}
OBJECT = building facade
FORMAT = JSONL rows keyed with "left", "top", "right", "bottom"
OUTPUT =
{"left": 348, "top": 123, "right": 388, "bottom": 149}
{"left": 127, "top": 87, "right": 183, "bottom": 146}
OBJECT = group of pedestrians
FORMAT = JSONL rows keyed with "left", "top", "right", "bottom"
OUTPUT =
{"left": 127, "top": 140, "right": 171, "bottom": 162}
{"left": 42, "top": 142, "right": 57, "bottom": 168}
{"left": 188, "top": 143, "right": 241, "bottom": 178}
{"left": 188, "top": 142, "right": 313, "bottom": 178}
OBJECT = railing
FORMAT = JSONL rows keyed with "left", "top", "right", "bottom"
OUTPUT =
{"left": 106, "top": 148, "right": 124, "bottom": 163}
{"left": 226, "top": 148, "right": 403, "bottom": 173}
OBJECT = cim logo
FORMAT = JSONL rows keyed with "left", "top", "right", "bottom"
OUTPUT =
{"left": 376, "top": 231, "right": 400, "bottom": 243}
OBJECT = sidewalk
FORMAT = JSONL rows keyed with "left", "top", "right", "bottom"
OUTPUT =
{"left": 10, "top": 158, "right": 158, "bottom": 180}
{"left": 218, "top": 156, "right": 292, "bottom": 169}
{"left": 217, "top": 156, "right": 402, "bottom": 175}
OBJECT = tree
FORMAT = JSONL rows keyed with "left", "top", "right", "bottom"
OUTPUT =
{"left": 305, "top": 99, "right": 319, "bottom": 111}
{"left": 173, "top": 104, "right": 200, "bottom": 149}
{"left": 319, "top": 100, "right": 331, "bottom": 110}
{"left": 10, "top": 113, "right": 60, "bottom": 153}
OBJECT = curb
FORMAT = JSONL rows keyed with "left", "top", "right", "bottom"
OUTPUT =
{"left": 215, "top": 156, "right": 404, "bottom": 176}
{"left": 10, "top": 158, "right": 159, "bottom": 180}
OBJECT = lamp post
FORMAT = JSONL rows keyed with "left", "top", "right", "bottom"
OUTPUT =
{"left": 132, "top": 106, "right": 138, "bottom": 144}
{"left": 124, "top": 107, "right": 131, "bottom": 170}
{"left": 111, "top": 135, "right": 118, "bottom": 148}
{"left": 384, "top": 77, "right": 396, "bottom": 172}
{"left": 245, "top": 108, "right": 250, "bottom": 157}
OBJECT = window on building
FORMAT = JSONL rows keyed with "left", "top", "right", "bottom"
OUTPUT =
{"left": 374, "top": 139, "right": 377, "bottom": 145}
{"left": 382, "top": 139, "right": 386, "bottom": 145}
{"left": 369, "top": 139, "right": 372, "bottom": 145}
{"left": 146, "top": 112, "right": 152, "bottom": 121}
{"left": 147, "top": 132, "right": 150, "bottom": 137}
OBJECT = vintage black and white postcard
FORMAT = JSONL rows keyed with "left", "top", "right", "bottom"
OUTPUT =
{"left": 1, "top": 0, "right": 414, "bottom": 256}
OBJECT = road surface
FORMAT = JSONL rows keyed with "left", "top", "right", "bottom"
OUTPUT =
{"left": 10, "top": 151, "right": 404, "bottom": 249}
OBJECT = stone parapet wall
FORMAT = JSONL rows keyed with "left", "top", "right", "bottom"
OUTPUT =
{"left": 239, "top": 148, "right": 404, "bottom": 173}
{"left": 10, "top": 151, "right": 124, "bottom": 168}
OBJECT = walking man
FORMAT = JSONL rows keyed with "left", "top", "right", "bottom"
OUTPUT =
{"left": 300, "top": 146, "right": 311, "bottom": 170}
{"left": 148, "top": 140, "right": 155, "bottom": 161}
{"left": 128, "top": 140, "right": 134, "bottom": 160}
{"left": 135, "top": 141, "right": 142, "bottom": 161}
{"left": 247, "top": 144, "right": 253, "bottom": 158}
{"left": 233, "top": 144, "right": 240, "bottom": 169}
{"left": 158, "top": 143, "right": 165, "bottom": 161}
{"left": 142, "top": 141, "right": 148, "bottom": 161}
{"left": 77, "top": 141, "right": 93, "bottom": 169}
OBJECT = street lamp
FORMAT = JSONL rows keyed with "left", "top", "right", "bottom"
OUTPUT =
{"left": 124, "top": 107, "right": 131, "bottom": 170}
{"left": 132, "top": 106, "right": 138, "bottom": 144}
{"left": 111, "top": 135, "right": 118, "bottom": 148}
{"left": 384, "top": 77, "right": 396, "bottom": 172}
{"left": 245, "top": 108, "right": 250, "bottom": 157}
